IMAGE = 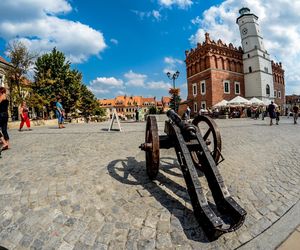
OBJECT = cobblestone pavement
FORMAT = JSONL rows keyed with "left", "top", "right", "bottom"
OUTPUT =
{"left": 0, "top": 117, "right": 299, "bottom": 249}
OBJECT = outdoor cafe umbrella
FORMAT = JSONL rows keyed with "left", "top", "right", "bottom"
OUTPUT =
{"left": 249, "top": 97, "right": 264, "bottom": 106}
{"left": 263, "top": 100, "right": 278, "bottom": 107}
{"left": 213, "top": 99, "right": 228, "bottom": 108}
{"left": 227, "top": 96, "right": 251, "bottom": 106}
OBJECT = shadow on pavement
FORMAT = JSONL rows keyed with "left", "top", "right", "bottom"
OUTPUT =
{"left": 107, "top": 156, "right": 209, "bottom": 243}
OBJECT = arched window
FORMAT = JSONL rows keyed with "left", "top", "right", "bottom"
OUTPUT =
{"left": 249, "top": 66, "right": 252, "bottom": 73}
{"left": 266, "top": 84, "right": 270, "bottom": 96}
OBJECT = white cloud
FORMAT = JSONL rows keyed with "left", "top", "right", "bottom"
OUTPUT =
{"left": 158, "top": 0, "right": 193, "bottom": 9}
{"left": 124, "top": 70, "right": 147, "bottom": 87}
{"left": 90, "top": 77, "right": 124, "bottom": 87}
{"left": 163, "top": 56, "right": 183, "bottom": 74}
{"left": 110, "top": 38, "right": 119, "bottom": 45}
{"left": 152, "top": 10, "right": 161, "bottom": 21}
{"left": 147, "top": 81, "right": 172, "bottom": 89}
{"left": 190, "top": 0, "right": 300, "bottom": 94}
{"left": 132, "top": 9, "right": 161, "bottom": 21}
{"left": 89, "top": 77, "right": 124, "bottom": 97}
{"left": 0, "top": 0, "right": 106, "bottom": 64}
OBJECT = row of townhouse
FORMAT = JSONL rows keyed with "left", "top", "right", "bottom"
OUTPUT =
{"left": 98, "top": 95, "right": 171, "bottom": 119}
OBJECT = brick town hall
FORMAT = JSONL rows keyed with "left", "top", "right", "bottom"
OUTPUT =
{"left": 185, "top": 7, "right": 285, "bottom": 114}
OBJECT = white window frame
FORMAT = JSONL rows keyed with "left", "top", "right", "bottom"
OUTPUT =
{"left": 201, "top": 101, "right": 206, "bottom": 109}
{"left": 194, "top": 102, "right": 197, "bottom": 113}
{"left": 200, "top": 80, "right": 206, "bottom": 95}
{"left": 234, "top": 81, "right": 240, "bottom": 95}
{"left": 278, "top": 91, "right": 281, "bottom": 99}
{"left": 223, "top": 80, "right": 230, "bottom": 94}
{"left": 192, "top": 83, "right": 197, "bottom": 96}
{"left": 274, "top": 90, "right": 277, "bottom": 98}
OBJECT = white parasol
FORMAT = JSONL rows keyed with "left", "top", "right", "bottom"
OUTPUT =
{"left": 249, "top": 97, "right": 264, "bottom": 106}
{"left": 227, "top": 96, "right": 251, "bottom": 106}
{"left": 213, "top": 100, "right": 228, "bottom": 108}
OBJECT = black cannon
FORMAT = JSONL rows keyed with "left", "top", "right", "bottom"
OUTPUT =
{"left": 139, "top": 110, "right": 246, "bottom": 240}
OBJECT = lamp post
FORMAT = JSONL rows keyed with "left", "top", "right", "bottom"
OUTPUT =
{"left": 166, "top": 70, "right": 180, "bottom": 89}
{"left": 166, "top": 70, "right": 180, "bottom": 112}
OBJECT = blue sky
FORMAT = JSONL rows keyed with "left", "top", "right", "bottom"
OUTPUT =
{"left": 0, "top": 0, "right": 299, "bottom": 100}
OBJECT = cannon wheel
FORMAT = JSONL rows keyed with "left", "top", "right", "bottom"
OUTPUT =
{"left": 145, "top": 116, "right": 160, "bottom": 179}
{"left": 192, "top": 115, "right": 222, "bottom": 164}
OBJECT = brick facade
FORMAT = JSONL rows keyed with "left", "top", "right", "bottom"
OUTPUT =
{"left": 185, "top": 33, "right": 285, "bottom": 115}
{"left": 272, "top": 61, "right": 285, "bottom": 108}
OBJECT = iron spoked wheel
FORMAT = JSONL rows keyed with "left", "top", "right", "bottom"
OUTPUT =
{"left": 145, "top": 116, "right": 160, "bottom": 180}
{"left": 192, "top": 115, "right": 222, "bottom": 164}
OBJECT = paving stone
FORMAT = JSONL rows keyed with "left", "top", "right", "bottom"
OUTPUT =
{"left": 63, "top": 230, "right": 82, "bottom": 245}
{"left": 0, "top": 120, "right": 299, "bottom": 249}
{"left": 57, "top": 241, "right": 74, "bottom": 250}
{"left": 157, "top": 221, "right": 170, "bottom": 233}
{"left": 140, "top": 226, "right": 156, "bottom": 239}
{"left": 137, "top": 239, "right": 156, "bottom": 250}
{"left": 93, "top": 241, "right": 108, "bottom": 250}
{"left": 19, "top": 234, "right": 34, "bottom": 248}
{"left": 30, "top": 238, "right": 44, "bottom": 250}
{"left": 156, "top": 233, "right": 173, "bottom": 249}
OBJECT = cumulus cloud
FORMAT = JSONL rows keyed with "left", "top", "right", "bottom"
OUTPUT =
{"left": 0, "top": 0, "right": 106, "bottom": 64}
{"left": 124, "top": 70, "right": 147, "bottom": 87}
{"left": 89, "top": 77, "right": 124, "bottom": 96}
{"left": 189, "top": 0, "right": 300, "bottom": 94}
{"left": 158, "top": 0, "right": 193, "bottom": 9}
{"left": 90, "top": 70, "right": 173, "bottom": 98}
{"left": 110, "top": 38, "right": 119, "bottom": 45}
{"left": 163, "top": 56, "right": 183, "bottom": 74}
{"left": 132, "top": 9, "right": 161, "bottom": 21}
{"left": 90, "top": 77, "right": 124, "bottom": 87}
{"left": 147, "top": 81, "right": 172, "bottom": 89}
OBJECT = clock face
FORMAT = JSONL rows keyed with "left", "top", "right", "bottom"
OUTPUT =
{"left": 242, "top": 28, "right": 248, "bottom": 35}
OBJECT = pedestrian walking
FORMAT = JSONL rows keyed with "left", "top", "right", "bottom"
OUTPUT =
{"left": 267, "top": 101, "right": 276, "bottom": 126}
{"left": 135, "top": 108, "right": 139, "bottom": 122}
{"left": 275, "top": 108, "right": 280, "bottom": 125}
{"left": 0, "top": 87, "right": 9, "bottom": 150}
{"left": 19, "top": 101, "right": 31, "bottom": 131}
{"left": 56, "top": 96, "right": 65, "bottom": 129}
{"left": 292, "top": 104, "right": 299, "bottom": 124}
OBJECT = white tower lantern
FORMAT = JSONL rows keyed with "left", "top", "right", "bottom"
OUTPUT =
{"left": 236, "top": 7, "right": 274, "bottom": 101}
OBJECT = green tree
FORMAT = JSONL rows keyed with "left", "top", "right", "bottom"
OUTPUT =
{"left": 148, "top": 106, "right": 157, "bottom": 114}
{"left": 169, "top": 88, "right": 181, "bottom": 112}
{"left": 79, "top": 84, "right": 100, "bottom": 117}
{"left": 5, "top": 41, "right": 36, "bottom": 113}
{"left": 33, "top": 48, "right": 81, "bottom": 114}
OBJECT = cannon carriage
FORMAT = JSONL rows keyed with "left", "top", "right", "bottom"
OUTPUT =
{"left": 140, "top": 110, "right": 246, "bottom": 240}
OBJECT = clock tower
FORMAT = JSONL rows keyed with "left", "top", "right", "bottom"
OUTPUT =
{"left": 236, "top": 7, "right": 274, "bottom": 101}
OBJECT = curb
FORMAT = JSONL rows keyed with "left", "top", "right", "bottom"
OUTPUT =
{"left": 238, "top": 199, "right": 300, "bottom": 249}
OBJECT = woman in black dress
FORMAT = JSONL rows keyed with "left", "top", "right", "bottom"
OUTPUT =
{"left": 0, "top": 87, "right": 9, "bottom": 150}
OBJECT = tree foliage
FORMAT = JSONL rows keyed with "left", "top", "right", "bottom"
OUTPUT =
{"left": 32, "top": 48, "right": 103, "bottom": 117}
{"left": 5, "top": 41, "right": 36, "bottom": 113}
{"left": 169, "top": 88, "right": 181, "bottom": 112}
{"left": 148, "top": 106, "right": 158, "bottom": 114}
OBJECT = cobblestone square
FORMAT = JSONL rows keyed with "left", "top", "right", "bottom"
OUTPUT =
{"left": 0, "top": 117, "right": 299, "bottom": 249}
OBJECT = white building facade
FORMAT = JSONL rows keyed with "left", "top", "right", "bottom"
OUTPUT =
{"left": 236, "top": 7, "right": 274, "bottom": 102}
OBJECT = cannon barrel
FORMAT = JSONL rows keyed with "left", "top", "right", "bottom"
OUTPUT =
{"left": 167, "top": 109, "right": 197, "bottom": 138}
{"left": 166, "top": 109, "right": 185, "bottom": 130}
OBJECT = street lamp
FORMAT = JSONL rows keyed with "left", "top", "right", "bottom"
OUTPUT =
{"left": 166, "top": 70, "right": 180, "bottom": 89}
{"left": 166, "top": 70, "right": 180, "bottom": 112}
